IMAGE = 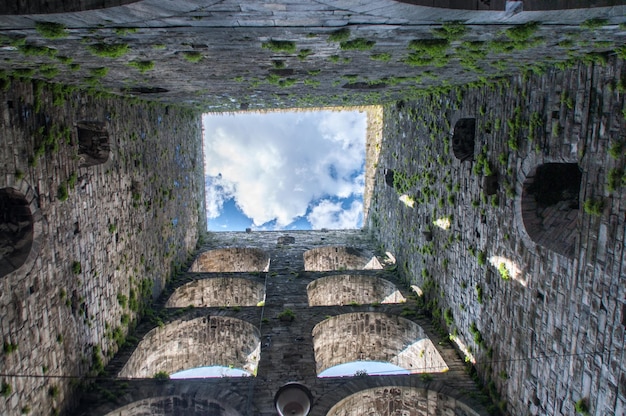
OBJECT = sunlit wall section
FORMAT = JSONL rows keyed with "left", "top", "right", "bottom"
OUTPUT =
{"left": 189, "top": 248, "right": 270, "bottom": 272}
{"left": 303, "top": 246, "right": 382, "bottom": 271}
{"left": 118, "top": 316, "right": 260, "bottom": 378}
{"left": 327, "top": 386, "right": 481, "bottom": 416}
{"left": 307, "top": 274, "right": 405, "bottom": 306}
{"left": 312, "top": 313, "right": 447, "bottom": 376}
{"left": 166, "top": 277, "right": 265, "bottom": 308}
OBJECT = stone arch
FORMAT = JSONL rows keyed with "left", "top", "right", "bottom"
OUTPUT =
{"left": 189, "top": 248, "right": 270, "bottom": 273}
{"left": 0, "top": 187, "right": 40, "bottom": 278}
{"left": 118, "top": 316, "right": 260, "bottom": 378}
{"left": 392, "top": 0, "right": 623, "bottom": 10}
{"left": 312, "top": 313, "right": 448, "bottom": 376}
{"left": 165, "top": 277, "right": 265, "bottom": 308}
{"left": 452, "top": 118, "right": 476, "bottom": 162}
{"left": 326, "top": 386, "right": 481, "bottom": 416}
{"left": 392, "top": 0, "right": 505, "bottom": 10}
{"left": 0, "top": 0, "right": 141, "bottom": 14}
{"left": 521, "top": 163, "right": 581, "bottom": 258}
{"left": 103, "top": 396, "right": 242, "bottom": 416}
{"left": 303, "top": 247, "right": 382, "bottom": 272}
{"left": 76, "top": 121, "right": 110, "bottom": 167}
{"left": 307, "top": 274, "right": 405, "bottom": 306}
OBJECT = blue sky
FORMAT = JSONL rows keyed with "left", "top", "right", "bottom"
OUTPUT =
{"left": 203, "top": 110, "right": 366, "bottom": 231}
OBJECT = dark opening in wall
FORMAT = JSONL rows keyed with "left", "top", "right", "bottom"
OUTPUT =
{"left": 0, "top": 188, "right": 34, "bottom": 278}
{"left": 522, "top": 163, "right": 582, "bottom": 258}
{"left": 0, "top": 0, "right": 141, "bottom": 14}
{"left": 452, "top": 118, "right": 476, "bottom": 162}
{"left": 76, "top": 121, "right": 110, "bottom": 167}
{"left": 123, "top": 87, "right": 169, "bottom": 94}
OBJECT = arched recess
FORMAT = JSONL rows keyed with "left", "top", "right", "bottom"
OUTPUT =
{"left": 521, "top": 163, "right": 581, "bottom": 258}
{"left": 188, "top": 248, "right": 270, "bottom": 273}
{"left": 166, "top": 277, "right": 265, "bottom": 308}
{"left": 303, "top": 247, "right": 382, "bottom": 272}
{"left": 392, "top": 0, "right": 623, "bottom": 10}
{"left": 76, "top": 121, "right": 110, "bottom": 167}
{"left": 326, "top": 386, "right": 481, "bottom": 416}
{"left": 0, "top": 187, "right": 38, "bottom": 278}
{"left": 312, "top": 313, "right": 448, "bottom": 376}
{"left": 307, "top": 275, "right": 405, "bottom": 306}
{"left": 452, "top": 118, "right": 476, "bottom": 162}
{"left": 0, "top": 0, "right": 141, "bottom": 14}
{"left": 118, "top": 316, "right": 260, "bottom": 378}
{"left": 393, "top": 0, "right": 505, "bottom": 10}
{"left": 103, "top": 395, "right": 242, "bottom": 416}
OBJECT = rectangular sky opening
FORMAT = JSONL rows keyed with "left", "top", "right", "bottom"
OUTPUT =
{"left": 203, "top": 107, "right": 376, "bottom": 232}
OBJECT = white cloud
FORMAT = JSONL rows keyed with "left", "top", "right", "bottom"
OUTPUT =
{"left": 307, "top": 199, "right": 363, "bottom": 230}
{"left": 205, "top": 175, "right": 235, "bottom": 219}
{"left": 203, "top": 110, "right": 366, "bottom": 228}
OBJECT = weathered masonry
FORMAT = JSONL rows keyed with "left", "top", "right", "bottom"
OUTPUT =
{"left": 81, "top": 230, "right": 489, "bottom": 415}
{"left": 0, "top": 1, "right": 625, "bottom": 416}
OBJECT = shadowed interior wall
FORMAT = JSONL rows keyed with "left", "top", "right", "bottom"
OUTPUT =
{"left": 0, "top": 188, "right": 33, "bottom": 278}
{"left": 0, "top": 0, "right": 141, "bottom": 14}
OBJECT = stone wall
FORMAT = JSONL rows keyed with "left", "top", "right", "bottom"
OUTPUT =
{"left": 306, "top": 274, "right": 406, "bottom": 306}
{"left": 312, "top": 313, "right": 448, "bottom": 375}
{"left": 80, "top": 230, "right": 490, "bottom": 416}
{"left": 165, "top": 276, "right": 265, "bottom": 308}
{"left": 368, "top": 57, "right": 626, "bottom": 415}
{"left": 303, "top": 246, "right": 382, "bottom": 271}
{"left": 327, "top": 386, "right": 481, "bottom": 416}
{"left": 118, "top": 316, "right": 261, "bottom": 378}
{"left": 0, "top": 2, "right": 625, "bottom": 110}
{"left": 189, "top": 248, "right": 270, "bottom": 273}
{"left": 0, "top": 78, "right": 204, "bottom": 416}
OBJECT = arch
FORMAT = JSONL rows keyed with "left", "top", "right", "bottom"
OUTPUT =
{"left": 303, "top": 247, "right": 382, "bottom": 272}
{"left": 103, "top": 395, "right": 243, "bottom": 416}
{"left": 307, "top": 274, "right": 405, "bottom": 306}
{"left": 76, "top": 121, "right": 110, "bottom": 167}
{"left": 118, "top": 316, "right": 260, "bottom": 378}
{"left": 312, "top": 313, "right": 448, "bottom": 376}
{"left": 521, "top": 163, "right": 581, "bottom": 258}
{"left": 452, "top": 118, "right": 476, "bottom": 162}
{"left": 326, "top": 386, "right": 481, "bottom": 416}
{"left": 0, "top": 0, "right": 141, "bottom": 14}
{"left": 0, "top": 188, "right": 34, "bottom": 278}
{"left": 189, "top": 248, "right": 270, "bottom": 273}
{"left": 392, "top": 0, "right": 624, "bottom": 10}
{"left": 165, "top": 277, "right": 265, "bottom": 308}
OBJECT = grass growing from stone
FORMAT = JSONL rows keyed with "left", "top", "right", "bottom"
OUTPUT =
{"left": 128, "top": 60, "right": 155, "bottom": 73}
{"left": 262, "top": 40, "right": 296, "bottom": 53}
{"left": 182, "top": 51, "right": 203, "bottom": 63}
{"left": 87, "top": 42, "right": 129, "bottom": 58}
{"left": 405, "top": 38, "right": 450, "bottom": 67}
{"left": 583, "top": 198, "right": 604, "bottom": 216}
{"left": 581, "top": 18, "right": 608, "bottom": 30}
{"left": 35, "top": 21, "right": 68, "bottom": 39}
{"left": 71, "top": 261, "right": 82, "bottom": 274}
{"left": 432, "top": 21, "right": 468, "bottom": 41}
{"left": 340, "top": 38, "right": 376, "bottom": 51}
{"left": 370, "top": 52, "right": 391, "bottom": 61}
{"left": 57, "top": 183, "right": 69, "bottom": 201}
{"left": 328, "top": 28, "right": 350, "bottom": 42}
{"left": 574, "top": 399, "right": 591, "bottom": 416}
{"left": 18, "top": 44, "right": 57, "bottom": 58}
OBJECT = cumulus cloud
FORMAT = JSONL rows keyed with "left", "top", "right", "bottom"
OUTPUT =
{"left": 203, "top": 110, "right": 365, "bottom": 228}
{"left": 307, "top": 199, "right": 363, "bottom": 230}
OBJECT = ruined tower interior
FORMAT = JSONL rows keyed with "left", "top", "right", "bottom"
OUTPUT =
{"left": 0, "top": 1, "right": 626, "bottom": 415}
